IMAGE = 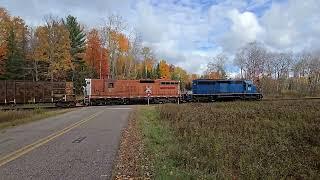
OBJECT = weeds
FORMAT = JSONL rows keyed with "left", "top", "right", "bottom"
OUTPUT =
{"left": 142, "top": 100, "right": 320, "bottom": 179}
{"left": 0, "top": 108, "right": 70, "bottom": 129}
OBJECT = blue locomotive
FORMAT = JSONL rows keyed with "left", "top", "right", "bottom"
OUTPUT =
{"left": 188, "top": 79, "right": 262, "bottom": 102}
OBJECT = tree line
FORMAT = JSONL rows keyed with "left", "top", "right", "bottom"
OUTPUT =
{"left": 233, "top": 41, "right": 320, "bottom": 97}
{"left": 202, "top": 41, "right": 320, "bottom": 97}
{"left": 0, "top": 7, "right": 190, "bottom": 94}
{"left": 1, "top": 7, "right": 319, "bottom": 97}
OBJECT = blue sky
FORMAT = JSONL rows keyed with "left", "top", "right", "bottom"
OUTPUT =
{"left": 0, "top": 0, "right": 319, "bottom": 76}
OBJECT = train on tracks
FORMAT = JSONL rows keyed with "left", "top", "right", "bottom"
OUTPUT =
{"left": 84, "top": 79, "right": 180, "bottom": 105}
{"left": 0, "top": 80, "right": 76, "bottom": 107}
{"left": 187, "top": 79, "right": 262, "bottom": 102}
{"left": 0, "top": 78, "right": 262, "bottom": 107}
{"left": 83, "top": 78, "right": 262, "bottom": 104}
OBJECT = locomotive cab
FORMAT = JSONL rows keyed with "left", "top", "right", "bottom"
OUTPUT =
{"left": 244, "top": 80, "right": 259, "bottom": 93}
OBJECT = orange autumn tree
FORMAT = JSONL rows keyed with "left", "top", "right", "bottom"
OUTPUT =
{"left": 115, "top": 32, "right": 130, "bottom": 79}
{"left": 84, "top": 29, "right": 109, "bottom": 79}
{"left": 159, "top": 59, "right": 170, "bottom": 79}
{"left": 0, "top": 7, "right": 10, "bottom": 75}
{"left": 118, "top": 33, "right": 129, "bottom": 53}
{"left": 207, "top": 72, "right": 222, "bottom": 79}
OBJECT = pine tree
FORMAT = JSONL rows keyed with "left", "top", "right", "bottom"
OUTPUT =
{"left": 156, "top": 63, "right": 160, "bottom": 79}
{"left": 63, "top": 15, "right": 87, "bottom": 94}
{"left": 3, "top": 27, "right": 25, "bottom": 79}
{"left": 63, "top": 15, "right": 86, "bottom": 66}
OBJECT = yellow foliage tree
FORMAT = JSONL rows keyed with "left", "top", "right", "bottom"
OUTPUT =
{"left": 0, "top": 8, "right": 28, "bottom": 79}
{"left": 0, "top": 8, "right": 9, "bottom": 46}
{"left": 159, "top": 59, "right": 170, "bottom": 79}
{"left": 34, "top": 18, "right": 71, "bottom": 81}
{"left": 0, "top": 8, "right": 10, "bottom": 75}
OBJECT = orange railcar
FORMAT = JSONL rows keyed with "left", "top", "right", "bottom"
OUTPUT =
{"left": 84, "top": 79, "right": 180, "bottom": 104}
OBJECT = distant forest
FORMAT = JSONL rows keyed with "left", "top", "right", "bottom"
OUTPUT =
{"left": 1, "top": 7, "right": 320, "bottom": 97}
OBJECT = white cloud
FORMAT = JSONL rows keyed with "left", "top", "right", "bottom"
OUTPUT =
{"left": 260, "top": 0, "right": 320, "bottom": 51}
{"left": 218, "top": 9, "right": 264, "bottom": 52}
{"left": 0, "top": 0, "right": 319, "bottom": 74}
{"left": 134, "top": 1, "right": 167, "bottom": 43}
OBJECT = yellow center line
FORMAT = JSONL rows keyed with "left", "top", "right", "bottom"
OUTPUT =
{"left": 0, "top": 110, "right": 105, "bottom": 167}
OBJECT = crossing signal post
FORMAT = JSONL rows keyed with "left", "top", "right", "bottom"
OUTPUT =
{"left": 145, "top": 87, "right": 152, "bottom": 106}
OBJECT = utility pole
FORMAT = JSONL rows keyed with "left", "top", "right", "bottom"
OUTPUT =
{"left": 145, "top": 63, "right": 147, "bottom": 79}
{"left": 100, "top": 47, "right": 102, "bottom": 79}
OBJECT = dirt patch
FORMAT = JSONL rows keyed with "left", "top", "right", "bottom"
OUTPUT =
{"left": 113, "top": 108, "right": 153, "bottom": 180}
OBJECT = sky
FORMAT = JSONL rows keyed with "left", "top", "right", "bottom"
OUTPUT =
{"left": 0, "top": 0, "right": 319, "bottom": 75}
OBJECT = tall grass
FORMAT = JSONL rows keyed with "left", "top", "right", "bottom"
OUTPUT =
{"left": 0, "top": 108, "right": 69, "bottom": 129}
{"left": 0, "top": 109, "right": 43, "bottom": 123}
{"left": 155, "top": 100, "right": 320, "bottom": 179}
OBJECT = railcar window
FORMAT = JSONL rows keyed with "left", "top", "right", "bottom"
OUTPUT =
{"left": 159, "top": 81, "right": 178, "bottom": 85}
{"left": 198, "top": 81, "right": 212, "bottom": 85}
{"left": 108, "top": 83, "right": 114, "bottom": 88}
{"left": 161, "top": 81, "right": 178, "bottom": 85}
{"left": 140, "top": 80, "right": 155, "bottom": 83}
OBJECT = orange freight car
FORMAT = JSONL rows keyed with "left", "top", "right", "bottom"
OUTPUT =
{"left": 84, "top": 79, "right": 181, "bottom": 105}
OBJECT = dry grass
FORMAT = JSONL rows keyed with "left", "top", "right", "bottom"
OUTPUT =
{"left": 141, "top": 100, "right": 320, "bottom": 179}
{"left": 0, "top": 108, "right": 71, "bottom": 129}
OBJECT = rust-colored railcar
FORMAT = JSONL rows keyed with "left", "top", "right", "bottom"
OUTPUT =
{"left": 0, "top": 80, "right": 75, "bottom": 107}
{"left": 84, "top": 79, "right": 180, "bottom": 104}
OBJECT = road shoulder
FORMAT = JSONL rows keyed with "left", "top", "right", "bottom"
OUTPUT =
{"left": 112, "top": 106, "right": 153, "bottom": 179}
{"left": 0, "top": 108, "right": 72, "bottom": 130}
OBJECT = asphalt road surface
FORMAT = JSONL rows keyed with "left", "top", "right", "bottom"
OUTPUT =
{"left": 0, "top": 106, "right": 133, "bottom": 180}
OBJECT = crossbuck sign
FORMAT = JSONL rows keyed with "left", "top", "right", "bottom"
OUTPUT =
{"left": 145, "top": 86, "right": 152, "bottom": 96}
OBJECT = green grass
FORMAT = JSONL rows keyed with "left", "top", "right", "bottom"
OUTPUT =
{"left": 138, "top": 106, "right": 194, "bottom": 179}
{"left": 0, "top": 108, "right": 71, "bottom": 130}
{"left": 139, "top": 100, "right": 320, "bottom": 179}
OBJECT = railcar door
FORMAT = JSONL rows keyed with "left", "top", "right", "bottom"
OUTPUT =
{"left": 219, "top": 81, "right": 229, "bottom": 93}
{"left": 5, "top": 81, "right": 16, "bottom": 103}
{"left": 0, "top": 81, "right": 6, "bottom": 104}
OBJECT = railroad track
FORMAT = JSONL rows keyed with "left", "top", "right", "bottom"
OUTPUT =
{"left": 1, "top": 97, "right": 320, "bottom": 110}
{"left": 0, "top": 104, "right": 84, "bottom": 111}
{"left": 262, "top": 97, "right": 320, "bottom": 101}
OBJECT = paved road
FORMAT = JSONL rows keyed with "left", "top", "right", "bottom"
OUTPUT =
{"left": 0, "top": 106, "right": 133, "bottom": 180}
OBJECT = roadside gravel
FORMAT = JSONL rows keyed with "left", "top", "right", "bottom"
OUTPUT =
{"left": 113, "top": 108, "right": 153, "bottom": 180}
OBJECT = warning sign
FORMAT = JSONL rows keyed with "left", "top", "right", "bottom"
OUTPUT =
{"left": 145, "top": 86, "right": 152, "bottom": 96}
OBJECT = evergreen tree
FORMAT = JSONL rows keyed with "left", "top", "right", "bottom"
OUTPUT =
{"left": 3, "top": 28, "right": 25, "bottom": 79}
{"left": 156, "top": 63, "right": 160, "bottom": 79}
{"left": 63, "top": 15, "right": 87, "bottom": 94}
